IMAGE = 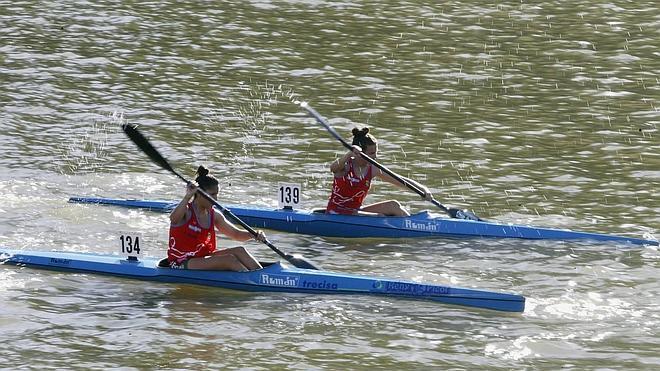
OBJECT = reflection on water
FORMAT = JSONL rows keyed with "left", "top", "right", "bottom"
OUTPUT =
{"left": 0, "top": 0, "right": 658, "bottom": 368}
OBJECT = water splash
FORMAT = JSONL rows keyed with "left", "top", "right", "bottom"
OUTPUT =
{"left": 210, "top": 81, "right": 300, "bottom": 133}
{"left": 55, "top": 112, "right": 124, "bottom": 175}
{"left": 206, "top": 81, "right": 302, "bottom": 173}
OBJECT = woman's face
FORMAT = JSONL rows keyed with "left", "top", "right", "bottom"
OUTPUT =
{"left": 198, "top": 185, "right": 219, "bottom": 207}
{"left": 358, "top": 144, "right": 378, "bottom": 163}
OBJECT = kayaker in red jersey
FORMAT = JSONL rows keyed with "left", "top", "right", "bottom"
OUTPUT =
{"left": 168, "top": 165, "right": 264, "bottom": 271}
{"left": 326, "top": 127, "right": 433, "bottom": 216}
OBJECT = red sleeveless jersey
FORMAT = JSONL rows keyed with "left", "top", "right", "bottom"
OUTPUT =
{"left": 326, "top": 159, "right": 373, "bottom": 214}
{"left": 168, "top": 204, "right": 217, "bottom": 264}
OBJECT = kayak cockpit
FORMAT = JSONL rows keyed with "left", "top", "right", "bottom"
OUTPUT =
{"left": 156, "top": 257, "right": 278, "bottom": 269}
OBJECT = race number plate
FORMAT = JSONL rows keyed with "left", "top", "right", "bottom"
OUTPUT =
{"left": 278, "top": 183, "right": 301, "bottom": 209}
{"left": 118, "top": 232, "right": 143, "bottom": 260}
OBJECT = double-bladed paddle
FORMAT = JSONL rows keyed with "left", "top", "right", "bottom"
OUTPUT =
{"left": 121, "top": 123, "right": 320, "bottom": 270}
{"left": 300, "top": 102, "right": 483, "bottom": 221}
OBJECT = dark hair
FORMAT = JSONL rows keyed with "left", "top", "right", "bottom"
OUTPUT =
{"left": 351, "top": 127, "right": 377, "bottom": 150}
{"left": 194, "top": 165, "right": 219, "bottom": 190}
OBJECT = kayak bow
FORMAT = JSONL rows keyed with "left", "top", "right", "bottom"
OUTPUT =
{"left": 68, "top": 196, "right": 658, "bottom": 246}
{"left": 0, "top": 249, "right": 525, "bottom": 313}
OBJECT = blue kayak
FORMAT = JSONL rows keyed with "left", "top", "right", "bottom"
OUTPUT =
{"left": 69, "top": 196, "right": 658, "bottom": 246}
{"left": 0, "top": 249, "right": 525, "bottom": 312}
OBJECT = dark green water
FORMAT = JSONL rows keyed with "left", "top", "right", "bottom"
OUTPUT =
{"left": 1, "top": 1, "right": 658, "bottom": 369}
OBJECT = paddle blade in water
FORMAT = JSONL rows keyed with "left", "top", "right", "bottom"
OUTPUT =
{"left": 121, "top": 123, "right": 176, "bottom": 176}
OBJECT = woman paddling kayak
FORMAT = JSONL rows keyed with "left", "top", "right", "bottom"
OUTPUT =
{"left": 326, "top": 127, "right": 433, "bottom": 216}
{"left": 168, "top": 166, "right": 265, "bottom": 271}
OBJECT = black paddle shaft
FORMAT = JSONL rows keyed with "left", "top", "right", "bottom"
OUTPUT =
{"left": 121, "top": 123, "right": 320, "bottom": 270}
{"left": 300, "top": 102, "right": 483, "bottom": 221}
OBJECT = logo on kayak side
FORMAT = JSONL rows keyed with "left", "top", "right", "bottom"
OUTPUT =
{"left": 50, "top": 258, "right": 71, "bottom": 265}
{"left": 404, "top": 220, "right": 438, "bottom": 232}
{"left": 260, "top": 273, "right": 300, "bottom": 287}
{"left": 301, "top": 280, "right": 338, "bottom": 290}
{"left": 379, "top": 281, "right": 450, "bottom": 296}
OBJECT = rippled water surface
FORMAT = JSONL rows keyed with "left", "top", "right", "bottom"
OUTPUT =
{"left": 1, "top": 0, "right": 658, "bottom": 369}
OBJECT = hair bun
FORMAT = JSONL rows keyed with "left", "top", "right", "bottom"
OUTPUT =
{"left": 352, "top": 127, "right": 370, "bottom": 137}
{"left": 196, "top": 165, "right": 209, "bottom": 177}
{"left": 350, "top": 126, "right": 377, "bottom": 148}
